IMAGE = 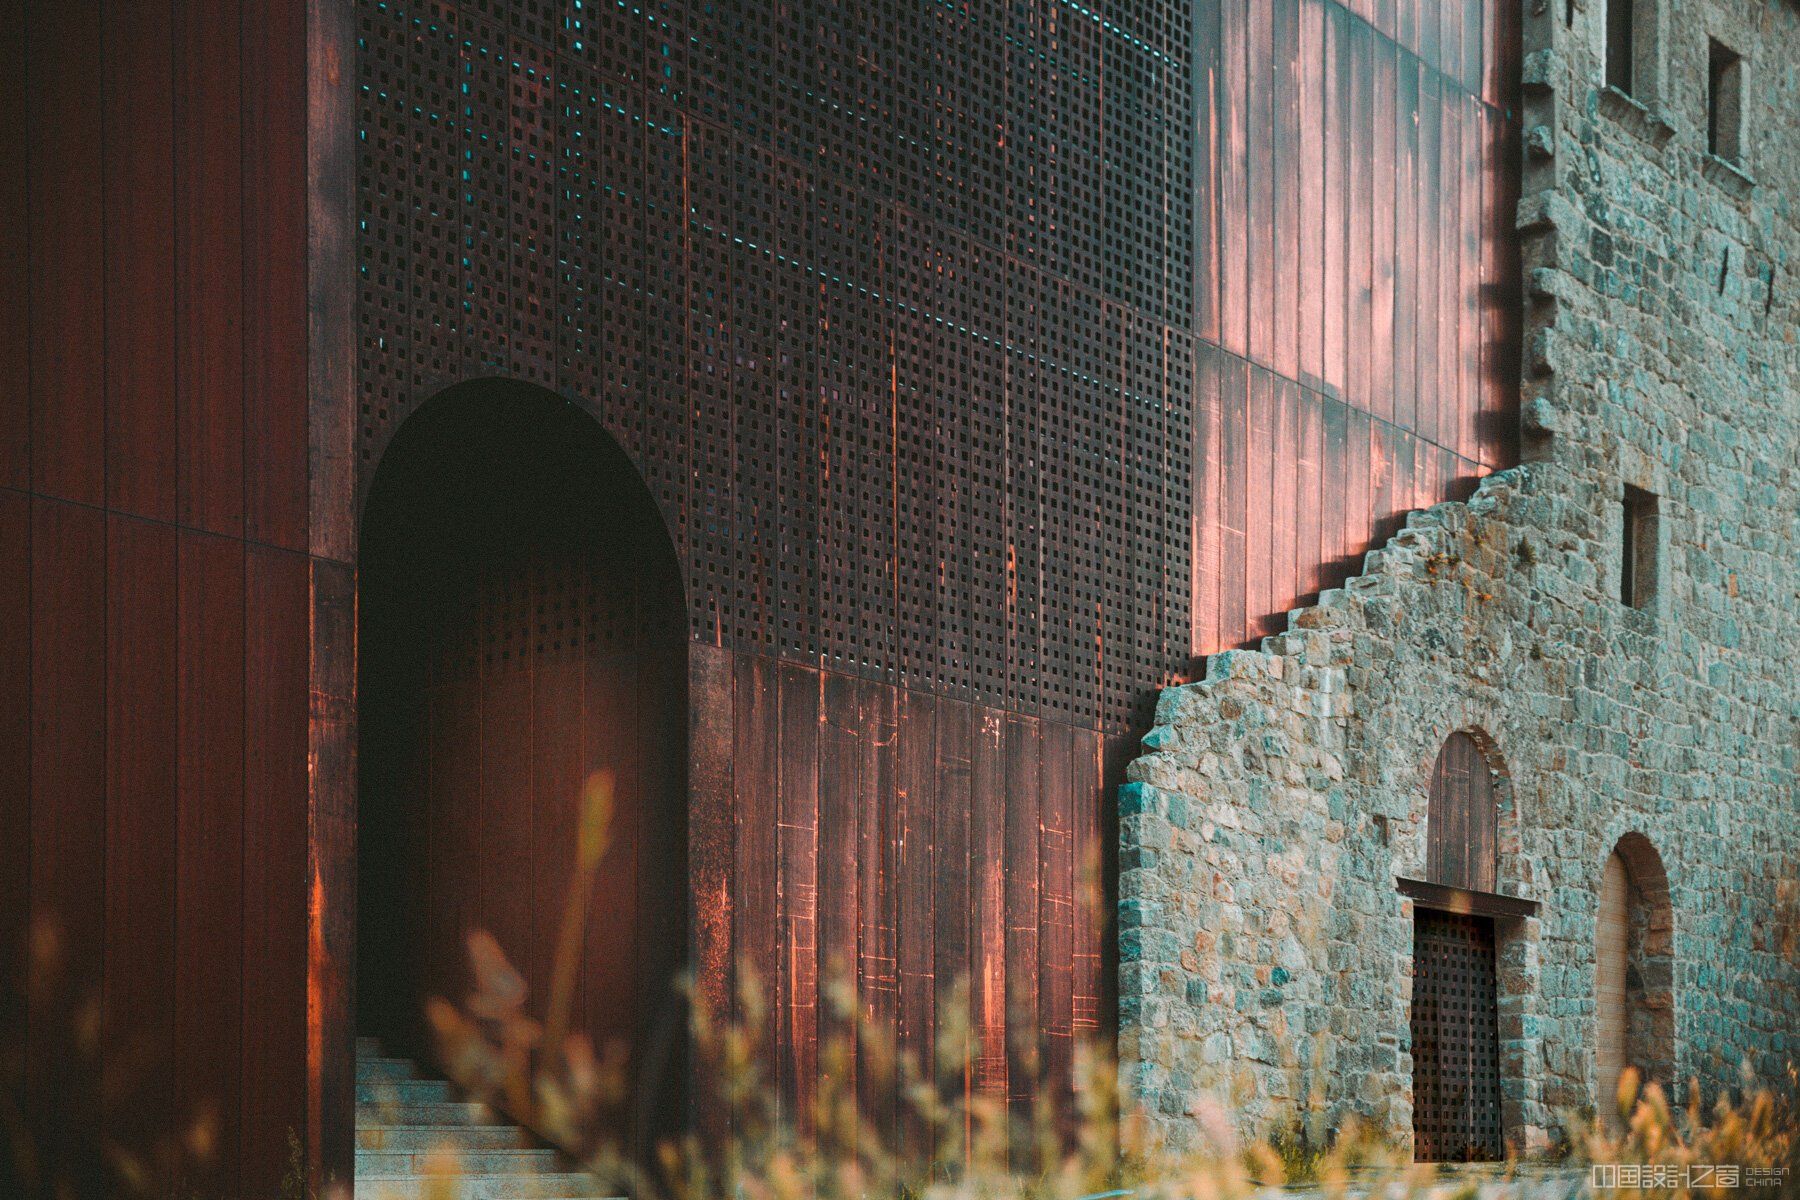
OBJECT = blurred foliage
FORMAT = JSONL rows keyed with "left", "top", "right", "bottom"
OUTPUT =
{"left": 1, "top": 914, "right": 232, "bottom": 1200}
{"left": 1560, "top": 1067, "right": 1799, "bottom": 1200}
{"left": 4, "top": 770, "right": 1795, "bottom": 1200}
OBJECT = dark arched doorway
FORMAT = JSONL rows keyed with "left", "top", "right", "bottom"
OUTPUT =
{"left": 357, "top": 381, "right": 688, "bottom": 1151}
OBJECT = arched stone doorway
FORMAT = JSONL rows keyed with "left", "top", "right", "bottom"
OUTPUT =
{"left": 1595, "top": 832, "right": 1674, "bottom": 1108}
{"left": 357, "top": 381, "right": 688, "bottom": 1151}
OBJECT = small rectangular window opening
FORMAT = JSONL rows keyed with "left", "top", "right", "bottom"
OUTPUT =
{"left": 1606, "top": 0, "right": 1637, "bottom": 94}
{"left": 1621, "top": 486, "right": 1659, "bottom": 610}
{"left": 1708, "top": 39, "right": 1743, "bottom": 164}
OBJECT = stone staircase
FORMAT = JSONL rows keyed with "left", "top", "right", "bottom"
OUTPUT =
{"left": 355, "top": 1037, "right": 619, "bottom": 1199}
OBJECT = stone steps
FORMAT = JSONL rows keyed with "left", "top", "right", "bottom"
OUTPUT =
{"left": 357, "top": 1149, "right": 560, "bottom": 1175}
{"left": 354, "top": 1174, "right": 613, "bottom": 1200}
{"left": 357, "top": 1100, "right": 503, "bottom": 1126}
{"left": 357, "top": 1077, "right": 455, "bottom": 1104}
{"left": 358, "top": 1056, "right": 421, "bottom": 1082}
{"left": 355, "top": 1038, "right": 619, "bottom": 1200}
{"left": 356, "top": 1125, "right": 536, "bottom": 1153}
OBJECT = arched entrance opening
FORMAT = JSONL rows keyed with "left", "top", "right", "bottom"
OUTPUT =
{"left": 1595, "top": 832, "right": 1674, "bottom": 1109}
{"left": 357, "top": 381, "right": 688, "bottom": 1152}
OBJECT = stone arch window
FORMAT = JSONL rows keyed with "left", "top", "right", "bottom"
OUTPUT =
{"left": 1595, "top": 833, "right": 1675, "bottom": 1101}
{"left": 1426, "top": 731, "right": 1500, "bottom": 892}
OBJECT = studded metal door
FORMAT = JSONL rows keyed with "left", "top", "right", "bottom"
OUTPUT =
{"left": 1411, "top": 910, "right": 1502, "bottom": 1161}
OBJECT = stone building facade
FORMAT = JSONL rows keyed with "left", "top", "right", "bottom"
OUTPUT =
{"left": 1119, "top": 0, "right": 1800, "bottom": 1159}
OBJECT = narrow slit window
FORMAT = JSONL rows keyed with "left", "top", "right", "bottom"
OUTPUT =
{"left": 1621, "top": 485, "right": 1659, "bottom": 609}
{"left": 1606, "top": 0, "right": 1636, "bottom": 94}
{"left": 1708, "top": 40, "right": 1743, "bottom": 164}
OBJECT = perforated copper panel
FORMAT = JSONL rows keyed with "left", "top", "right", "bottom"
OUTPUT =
{"left": 1412, "top": 910, "right": 1503, "bottom": 1162}
{"left": 354, "top": 0, "right": 1198, "bottom": 733}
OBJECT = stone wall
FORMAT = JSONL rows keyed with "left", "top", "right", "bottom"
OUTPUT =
{"left": 1119, "top": 0, "right": 1800, "bottom": 1158}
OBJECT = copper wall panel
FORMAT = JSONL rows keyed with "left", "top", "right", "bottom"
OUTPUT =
{"left": 7, "top": 4, "right": 320, "bottom": 1191}
{"left": 27, "top": 501, "right": 108, "bottom": 1176}
{"left": 101, "top": 517, "right": 179, "bottom": 1160}
{"left": 0, "top": 494, "right": 28, "bottom": 1114}
{"left": 0, "top": 0, "right": 24, "bottom": 494}
{"left": 174, "top": 531, "right": 248, "bottom": 1197}
{"left": 26, "top": 1, "right": 104, "bottom": 509}
{"left": 102, "top": 1, "right": 177, "bottom": 522}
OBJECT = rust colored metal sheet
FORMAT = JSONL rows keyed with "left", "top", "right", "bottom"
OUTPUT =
{"left": 1218, "top": 355, "right": 1250, "bottom": 650}
{"left": 816, "top": 671, "right": 862, "bottom": 1097}
{"left": 1438, "top": 77, "right": 1465, "bottom": 461}
{"left": 731, "top": 649, "right": 778, "bottom": 1075}
{"left": 1192, "top": 344, "right": 1223, "bottom": 662}
{"left": 1058, "top": 726, "right": 1101, "bottom": 1043}
{"left": 1371, "top": 38, "right": 1397, "bottom": 427}
{"left": 103, "top": 516, "right": 179, "bottom": 1158}
{"left": 1322, "top": 3, "right": 1349, "bottom": 399}
{"left": 1194, "top": 0, "right": 1223, "bottom": 345}
{"left": 1037, "top": 720, "right": 1076, "bottom": 1126}
{"left": 479, "top": 667, "right": 536, "bottom": 989}
{"left": 306, "top": 0, "right": 355, "bottom": 565}
{"left": 776, "top": 661, "right": 820, "bottom": 1131}
{"left": 1271, "top": 0, "right": 1300, "bottom": 382}
{"left": 1004, "top": 714, "right": 1042, "bottom": 1134}
{"left": 1346, "top": 16, "right": 1375, "bottom": 413}
{"left": 1245, "top": 364, "right": 1276, "bottom": 641}
{"left": 242, "top": 0, "right": 310, "bottom": 552}
{"left": 894, "top": 689, "right": 937, "bottom": 1154}
{"left": 857, "top": 681, "right": 899, "bottom": 1130}
{"left": 1246, "top": 0, "right": 1275, "bottom": 368}
{"left": 932, "top": 698, "right": 974, "bottom": 1115}
{"left": 1219, "top": 0, "right": 1250, "bottom": 358}
{"left": 241, "top": 544, "right": 310, "bottom": 1198}
{"left": 0, "top": 0, "right": 24, "bottom": 491}
{"left": 1268, "top": 377, "right": 1296, "bottom": 631}
{"left": 102, "top": 0, "right": 177, "bottom": 522}
{"left": 175, "top": 0, "right": 246, "bottom": 538}
{"left": 175, "top": 530, "right": 248, "bottom": 1196}
{"left": 1296, "top": 0, "right": 1326, "bottom": 391}
{"left": 1459, "top": 94, "right": 1486, "bottom": 467}
{"left": 583, "top": 644, "right": 641, "bottom": 1070}
{"left": 1296, "top": 389, "right": 1325, "bottom": 605}
{"left": 1480, "top": 98, "right": 1523, "bottom": 469}
{"left": 0, "top": 494, "right": 27, "bottom": 1108}
{"left": 27, "top": 499, "right": 107, "bottom": 1188}
{"left": 1321, "top": 398, "right": 1352, "bottom": 579}
{"left": 531, "top": 657, "right": 587, "bottom": 1023}
{"left": 27, "top": 2, "right": 104, "bottom": 508}
{"left": 1393, "top": 50, "right": 1421, "bottom": 434}
{"left": 307, "top": 555, "right": 358, "bottom": 1187}
{"left": 969, "top": 707, "right": 1009, "bottom": 1104}
{"left": 1418, "top": 66, "right": 1445, "bottom": 450}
